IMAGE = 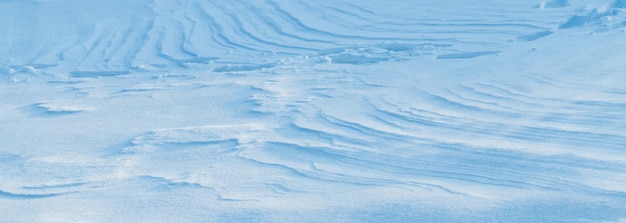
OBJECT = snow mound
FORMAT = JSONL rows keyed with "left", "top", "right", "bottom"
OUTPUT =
{"left": 559, "top": 1, "right": 626, "bottom": 30}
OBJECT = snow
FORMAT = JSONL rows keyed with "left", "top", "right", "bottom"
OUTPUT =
{"left": 2, "top": 0, "right": 626, "bottom": 222}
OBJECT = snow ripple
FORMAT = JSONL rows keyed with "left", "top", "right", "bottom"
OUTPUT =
{"left": 1, "top": 0, "right": 575, "bottom": 77}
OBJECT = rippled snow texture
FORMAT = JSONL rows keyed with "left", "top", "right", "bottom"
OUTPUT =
{"left": 2, "top": 0, "right": 626, "bottom": 222}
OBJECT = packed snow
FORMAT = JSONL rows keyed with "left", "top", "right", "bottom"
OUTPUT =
{"left": 2, "top": 0, "right": 626, "bottom": 222}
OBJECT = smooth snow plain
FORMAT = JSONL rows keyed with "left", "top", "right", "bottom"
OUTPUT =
{"left": 1, "top": 0, "right": 626, "bottom": 222}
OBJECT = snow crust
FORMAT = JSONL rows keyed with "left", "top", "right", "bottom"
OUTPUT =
{"left": 2, "top": 0, "right": 626, "bottom": 222}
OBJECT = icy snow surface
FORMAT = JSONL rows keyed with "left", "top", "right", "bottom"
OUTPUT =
{"left": 2, "top": 0, "right": 626, "bottom": 222}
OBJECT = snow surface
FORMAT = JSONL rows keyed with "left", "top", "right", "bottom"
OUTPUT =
{"left": 2, "top": 0, "right": 626, "bottom": 222}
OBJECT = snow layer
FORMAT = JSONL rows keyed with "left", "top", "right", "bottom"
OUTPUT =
{"left": 2, "top": 0, "right": 626, "bottom": 222}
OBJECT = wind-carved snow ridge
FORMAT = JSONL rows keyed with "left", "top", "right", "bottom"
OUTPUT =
{"left": 130, "top": 124, "right": 276, "bottom": 147}
{"left": 537, "top": 0, "right": 570, "bottom": 9}
{"left": 1, "top": 0, "right": 574, "bottom": 78}
{"left": 30, "top": 101, "right": 91, "bottom": 115}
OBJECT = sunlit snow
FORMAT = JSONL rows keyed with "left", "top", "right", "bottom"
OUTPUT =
{"left": 2, "top": 0, "right": 626, "bottom": 222}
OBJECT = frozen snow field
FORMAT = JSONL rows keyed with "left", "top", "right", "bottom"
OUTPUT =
{"left": 1, "top": 0, "right": 626, "bottom": 222}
